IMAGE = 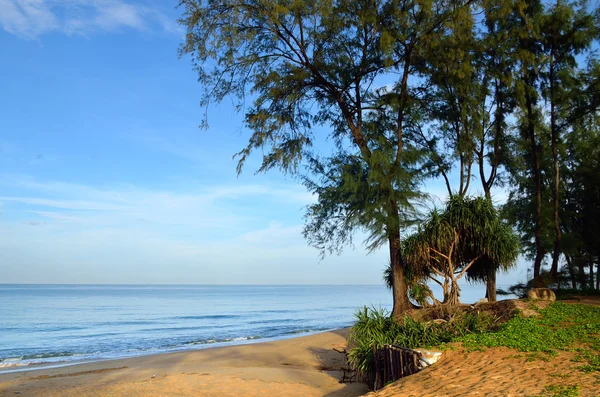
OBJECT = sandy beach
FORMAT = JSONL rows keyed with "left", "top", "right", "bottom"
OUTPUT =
{"left": 3, "top": 302, "right": 599, "bottom": 397}
{"left": 0, "top": 329, "right": 368, "bottom": 397}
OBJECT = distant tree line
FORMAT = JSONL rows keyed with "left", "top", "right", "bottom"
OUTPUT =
{"left": 178, "top": 0, "right": 600, "bottom": 316}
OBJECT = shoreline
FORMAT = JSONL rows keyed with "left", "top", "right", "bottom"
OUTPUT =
{"left": 0, "top": 328, "right": 369, "bottom": 397}
{"left": 0, "top": 328, "right": 341, "bottom": 375}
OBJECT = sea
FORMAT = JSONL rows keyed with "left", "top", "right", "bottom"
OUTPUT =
{"left": 0, "top": 284, "right": 499, "bottom": 373}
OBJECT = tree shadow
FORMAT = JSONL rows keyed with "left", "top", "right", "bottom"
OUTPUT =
{"left": 308, "top": 346, "right": 370, "bottom": 397}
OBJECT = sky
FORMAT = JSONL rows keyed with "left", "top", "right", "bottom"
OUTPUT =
{"left": 0, "top": 0, "right": 530, "bottom": 287}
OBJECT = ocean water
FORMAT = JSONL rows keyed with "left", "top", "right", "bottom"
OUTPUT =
{"left": 0, "top": 284, "right": 495, "bottom": 373}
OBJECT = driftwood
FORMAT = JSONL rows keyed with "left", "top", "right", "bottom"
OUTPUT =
{"left": 372, "top": 345, "right": 424, "bottom": 391}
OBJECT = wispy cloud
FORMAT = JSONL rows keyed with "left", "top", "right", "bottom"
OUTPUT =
{"left": 0, "top": 175, "right": 346, "bottom": 284}
{"left": 0, "top": 0, "right": 180, "bottom": 39}
{"left": 0, "top": 175, "right": 314, "bottom": 234}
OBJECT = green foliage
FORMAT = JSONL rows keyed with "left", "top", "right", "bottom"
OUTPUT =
{"left": 499, "top": 278, "right": 600, "bottom": 300}
{"left": 529, "top": 385, "right": 581, "bottom": 397}
{"left": 408, "top": 283, "right": 436, "bottom": 308}
{"left": 501, "top": 0, "right": 600, "bottom": 282}
{"left": 554, "top": 289, "right": 600, "bottom": 300}
{"left": 302, "top": 152, "right": 425, "bottom": 256}
{"left": 457, "top": 303, "right": 600, "bottom": 372}
{"left": 179, "top": 0, "right": 480, "bottom": 317}
{"left": 383, "top": 264, "right": 436, "bottom": 307}
{"left": 403, "top": 195, "right": 520, "bottom": 304}
{"left": 348, "top": 306, "right": 496, "bottom": 382}
{"left": 349, "top": 302, "right": 600, "bottom": 388}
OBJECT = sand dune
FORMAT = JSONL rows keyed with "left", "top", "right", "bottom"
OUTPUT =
{"left": 367, "top": 345, "right": 600, "bottom": 397}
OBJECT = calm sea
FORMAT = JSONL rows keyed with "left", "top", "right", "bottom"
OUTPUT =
{"left": 0, "top": 284, "right": 495, "bottom": 372}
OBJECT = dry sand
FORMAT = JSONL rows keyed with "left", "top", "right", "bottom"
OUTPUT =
{"left": 366, "top": 345, "right": 600, "bottom": 397}
{"left": 0, "top": 329, "right": 368, "bottom": 397}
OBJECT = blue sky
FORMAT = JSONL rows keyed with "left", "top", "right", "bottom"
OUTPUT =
{"left": 0, "top": 0, "right": 528, "bottom": 287}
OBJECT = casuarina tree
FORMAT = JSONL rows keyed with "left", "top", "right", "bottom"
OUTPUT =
{"left": 179, "top": 0, "right": 475, "bottom": 317}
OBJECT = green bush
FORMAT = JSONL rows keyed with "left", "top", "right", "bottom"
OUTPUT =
{"left": 347, "top": 306, "right": 495, "bottom": 386}
{"left": 348, "top": 302, "right": 600, "bottom": 389}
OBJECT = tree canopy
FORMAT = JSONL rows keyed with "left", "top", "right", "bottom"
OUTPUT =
{"left": 179, "top": 0, "right": 477, "bottom": 317}
{"left": 179, "top": 0, "right": 600, "bottom": 313}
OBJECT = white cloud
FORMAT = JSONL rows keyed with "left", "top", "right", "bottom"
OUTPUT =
{"left": 0, "top": 0, "right": 57, "bottom": 38}
{"left": 0, "top": 0, "right": 180, "bottom": 39}
{"left": 0, "top": 196, "right": 128, "bottom": 211}
{"left": 93, "top": 1, "right": 145, "bottom": 31}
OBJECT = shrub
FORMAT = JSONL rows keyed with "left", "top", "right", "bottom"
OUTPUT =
{"left": 347, "top": 306, "right": 496, "bottom": 387}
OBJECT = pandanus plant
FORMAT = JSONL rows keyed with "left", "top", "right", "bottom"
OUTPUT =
{"left": 388, "top": 196, "right": 519, "bottom": 305}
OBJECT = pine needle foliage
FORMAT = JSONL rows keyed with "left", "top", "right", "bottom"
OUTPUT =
{"left": 178, "top": 0, "right": 480, "bottom": 317}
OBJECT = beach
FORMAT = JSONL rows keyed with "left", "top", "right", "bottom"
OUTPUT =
{"left": 0, "top": 328, "right": 369, "bottom": 397}
{"left": 0, "top": 284, "right": 395, "bottom": 369}
{"left": 3, "top": 301, "right": 600, "bottom": 397}
{"left": 4, "top": 329, "right": 600, "bottom": 397}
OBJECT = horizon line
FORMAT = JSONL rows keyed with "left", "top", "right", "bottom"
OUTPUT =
{"left": 0, "top": 283, "right": 386, "bottom": 286}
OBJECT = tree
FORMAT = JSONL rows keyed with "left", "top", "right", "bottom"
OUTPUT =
{"left": 179, "top": 0, "right": 475, "bottom": 317}
{"left": 473, "top": 10, "right": 517, "bottom": 300}
{"left": 539, "top": 0, "right": 598, "bottom": 280}
{"left": 415, "top": 1, "right": 480, "bottom": 199}
{"left": 503, "top": 0, "right": 599, "bottom": 284}
{"left": 403, "top": 196, "right": 519, "bottom": 305}
{"left": 416, "top": 0, "right": 518, "bottom": 301}
{"left": 513, "top": 0, "right": 547, "bottom": 282}
{"left": 561, "top": 65, "right": 600, "bottom": 290}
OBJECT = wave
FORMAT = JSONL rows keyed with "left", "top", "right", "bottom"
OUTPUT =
{"left": 246, "top": 318, "right": 307, "bottom": 325}
{"left": 0, "top": 327, "right": 331, "bottom": 371}
{"left": 183, "top": 335, "right": 263, "bottom": 346}
{"left": 283, "top": 328, "right": 330, "bottom": 335}
{"left": 21, "top": 352, "right": 74, "bottom": 360}
{"left": 0, "top": 351, "right": 79, "bottom": 369}
{"left": 174, "top": 314, "right": 242, "bottom": 320}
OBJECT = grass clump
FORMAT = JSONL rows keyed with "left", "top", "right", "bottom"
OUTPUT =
{"left": 530, "top": 384, "right": 580, "bottom": 397}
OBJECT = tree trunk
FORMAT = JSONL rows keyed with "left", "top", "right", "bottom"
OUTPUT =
{"left": 564, "top": 255, "right": 577, "bottom": 289}
{"left": 390, "top": 231, "right": 412, "bottom": 319}
{"left": 481, "top": 178, "right": 498, "bottom": 302}
{"left": 441, "top": 278, "right": 451, "bottom": 304}
{"left": 590, "top": 262, "right": 595, "bottom": 290}
{"left": 441, "top": 268, "right": 461, "bottom": 305}
{"left": 525, "top": 88, "right": 545, "bottom": 282}
{"left": 549, "top": 57, "right": 562, "bottom": 281}
{"left": 443, "top": 278, "right": 461, "bottom": 305}
{"left": 485, "top": 271, "right": 497, "bottom": 302}
{"left": 578, "top": 260, "right": 587, "bottom": 290}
